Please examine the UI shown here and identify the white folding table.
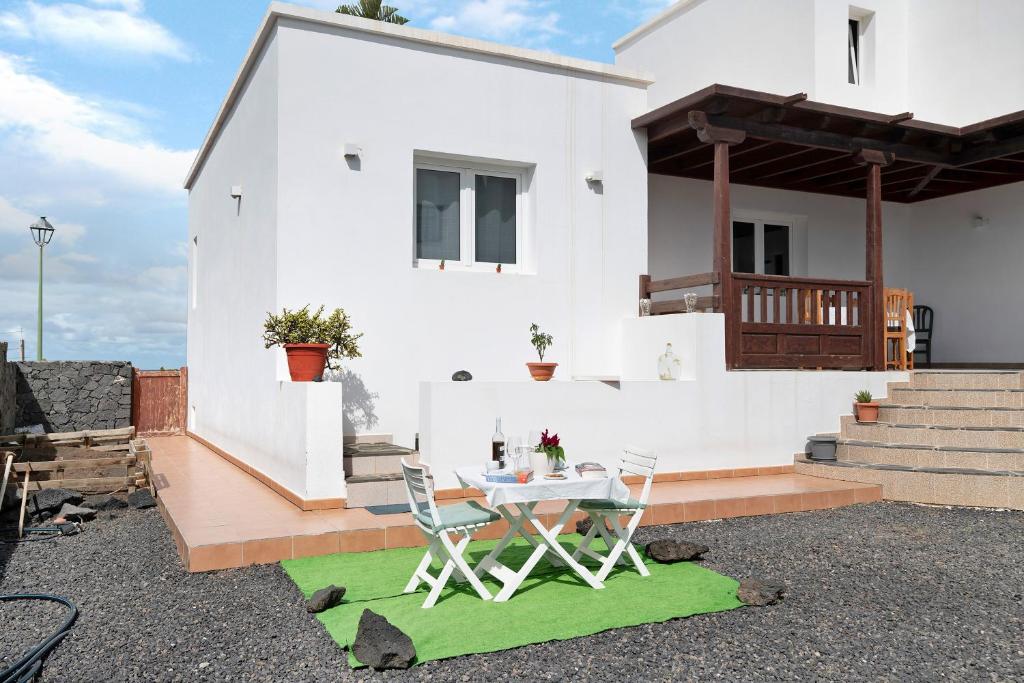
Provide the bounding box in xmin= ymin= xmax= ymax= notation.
xmin=455 ymin=465 xmax=632 ymax=602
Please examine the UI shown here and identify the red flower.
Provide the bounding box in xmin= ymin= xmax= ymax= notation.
xmin=539 ymin=429 xmax=560 ymax=448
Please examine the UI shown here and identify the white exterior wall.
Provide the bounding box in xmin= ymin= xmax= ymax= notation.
xmin=648 ymin=175 xmax=913 ymax=285
xmin=421 ymin=313 xmax=906 ymax=489
xmin=614 ymin=0 xmax=816 ymax=111
xmin=273 ymin=19 xmax=648 ymax=448
xmin=187 ymin=30 xmax=345 ymax=500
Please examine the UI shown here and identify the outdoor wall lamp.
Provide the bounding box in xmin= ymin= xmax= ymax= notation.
xmin=230 ymin=185 xmax=243 ymax=198
xmin=29 ymin=216 xmax=54 ymax=361
xmin=585 ymin=170 xmax=604 ymax=183
xmin=344 ymin=143 xmax=362 ymax=158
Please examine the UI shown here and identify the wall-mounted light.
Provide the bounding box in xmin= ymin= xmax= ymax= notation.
xmin=344 ymin=143 xmax=362 ymax=158
xmin=585 ymin=170 xmax=603 ymax=183
xmin=230 ymin=185 xmax=243 ymax=199
xmin=971 ymin=214 xmax=989 ymax=231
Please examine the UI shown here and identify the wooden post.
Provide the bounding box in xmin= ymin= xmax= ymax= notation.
xmin=690 ymin=111 xmax=746 ymax=369
xmin=855 ymin=149 xmax=894 ymax=372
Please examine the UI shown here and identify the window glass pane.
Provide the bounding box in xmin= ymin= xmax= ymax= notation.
xmin=764 ymin=223 xmax=790 ymax=275
xmin=732 ymin=221 xmax=755 ymax=273
xmin=475 ymin=175 xmax=517 ymax=264
xmin=416 ymin=169 xmax=460 ymax=260
xmin=848 ymin=19 xmax=860 ymax=85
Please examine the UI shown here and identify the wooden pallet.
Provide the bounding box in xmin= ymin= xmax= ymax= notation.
xmin=3 ymin=431 xmax=152 ymax=495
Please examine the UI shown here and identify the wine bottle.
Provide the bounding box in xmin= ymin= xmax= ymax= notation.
xmin=492 ymin=418 xmax=505 ymax=468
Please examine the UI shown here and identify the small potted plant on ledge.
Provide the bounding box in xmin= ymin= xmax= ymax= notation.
xmin=854 ymin=389 xmax=879 ymax=423
xmin=537 ymin=429 xmax=566 ymax=472
xmin=527 ymin=323 xmax=557 ymax=381
xmin=263 ymin=305 xmax=362 ymax=382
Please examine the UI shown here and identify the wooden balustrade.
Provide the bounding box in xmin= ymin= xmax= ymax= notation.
xmin=638 ymin=271 xmax=720 ymax=315
xmin=728 ymin=273 xmax=874 ymax=369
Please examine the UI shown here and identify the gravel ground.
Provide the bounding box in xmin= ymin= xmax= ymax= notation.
xmin=1 ymin=502 xmax=1022 ymax=682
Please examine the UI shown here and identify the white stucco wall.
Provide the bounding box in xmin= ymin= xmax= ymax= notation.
xmin=272 ymin=19 xmax=649 ymax=449
xmin=899 ymin=183 xmax=1024 ymax=364
xmin=618 ymin=0 xmax=1024 ymax=127
xmin=421 ymin=313 xmax=906 ymax=489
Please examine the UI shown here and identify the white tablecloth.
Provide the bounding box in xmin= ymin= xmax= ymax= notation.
xmin=827 ymin=307 xmax=916 ymax=353
xmin=456 ymin=465 xmax=631 ymax=508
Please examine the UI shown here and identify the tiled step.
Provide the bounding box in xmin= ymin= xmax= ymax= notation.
xmin=908 ymin=371 xmax=1024 ymax=390
xmin=835 ymin=441 xmax=1024 ymax=471
xmin=888 ymin=387 xmax=1024 ymax=409
xmin=343 ymin=442 xmax=418 ymax=478
xmin=345 ymin=472 xmax=407 ymax=508
xmin=842 ymin=419 xmax=1024 ymax=449
xmin=795 ymin=456 xmax=1024 ymax=510
xmin=878 ymin=404 xmax=1024 ymax=428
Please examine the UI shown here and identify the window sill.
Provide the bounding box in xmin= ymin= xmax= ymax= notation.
xmin=414 ymin=261 xmax=527 ymax=275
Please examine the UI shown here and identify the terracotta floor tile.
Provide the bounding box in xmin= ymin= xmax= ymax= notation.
xmin=826 ymin=488 xmax=857 ymax=508
xmin=745 ymin=496 xmax=775 ymax=516
xmin=242 ymin=537 xmax=293 ymax=565
xmin=683 ymin=500 xmax=716 ymax=522
xmin=772 ymin=493 xmax=805 ymax=514
xmin=188 ymin=543 xmax=243 ymax=572
xmin=653 ymin=502 xmax=684 ymax=525
xmin=338 ymin=528 xmax=385 ymax=553
xmin=715 ymin=497 xmax=747 ymax=519
xmin=386 ymin=525 xmax=426 ymax=549
xmin=292 ymin=532 xmax=341 ymax=559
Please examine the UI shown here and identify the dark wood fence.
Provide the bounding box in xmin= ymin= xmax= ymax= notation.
xmin=639 ymin=272 xmax=875 ymax=370
xmin=131 ymin=367 xmax=187 ymax=436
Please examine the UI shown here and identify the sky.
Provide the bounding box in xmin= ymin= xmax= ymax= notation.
xmin=0 ymin=0 xmax=672 ymax=369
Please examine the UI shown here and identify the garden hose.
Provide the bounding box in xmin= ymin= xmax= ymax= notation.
xmin=0 ymin=594 xmax=78 ymax=683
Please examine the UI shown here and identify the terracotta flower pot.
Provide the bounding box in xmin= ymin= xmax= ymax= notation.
xmin=284 ymin=343 xmax=329 ymax=382
xmin=526 ymin=362 xmax=558 ymax=381
xmin=855 ymin=401 xmax=880 ymax=423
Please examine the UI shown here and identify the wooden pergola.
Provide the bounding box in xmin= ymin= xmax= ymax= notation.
xmin=634 ymin=84 xmax=1024 ymax=371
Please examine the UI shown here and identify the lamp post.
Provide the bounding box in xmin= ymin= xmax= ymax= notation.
xmin=29 ymin=217 xmax=54 ymax=361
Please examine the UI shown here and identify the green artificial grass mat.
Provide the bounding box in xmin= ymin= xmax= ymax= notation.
xmin=283 ymin=534 xmax=743 ymax=668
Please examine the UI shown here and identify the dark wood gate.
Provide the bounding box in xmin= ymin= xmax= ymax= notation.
xmin=131 ymin=367 xmax=187 ymax=436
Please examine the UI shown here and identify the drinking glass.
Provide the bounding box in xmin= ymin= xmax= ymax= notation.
xmin=505 ymin=436 xmax=523 ymax=471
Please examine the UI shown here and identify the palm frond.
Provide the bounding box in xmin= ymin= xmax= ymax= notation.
xmin=336 ymin=0 xmax=409 ymax=24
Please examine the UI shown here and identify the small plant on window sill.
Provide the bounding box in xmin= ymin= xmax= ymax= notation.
xmin=263 ymin=305 xmax=362 ymax=382
xmin=496 ymin=263 xmax=502 ymax=273
xmin=439 ymin=258 xmax=445 ymax=271
xmin=526 ymin=323 xmax=557 ymax=381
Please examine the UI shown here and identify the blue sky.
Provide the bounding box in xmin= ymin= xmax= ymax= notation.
xmin=0 ymin=0 xmax=670 ymax=369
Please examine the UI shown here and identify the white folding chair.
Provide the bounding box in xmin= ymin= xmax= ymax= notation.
xmin=572 ymin=446 xmax=657 ymax=582
xmin=400 ymin=459 xmax=501 ymax=608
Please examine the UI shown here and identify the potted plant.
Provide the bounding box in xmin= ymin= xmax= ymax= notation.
xmin=536 ymin=429 xmax=565 ymax=472
xmin=439 ymin=258 xmax=446 ymax=271
xmin=854 ymin=389 xmax=879 ymax=423
xmin=263 ymin=305 xmax=362 ymax=382
xmin=526 ymin=323 xmax=557 ymax=381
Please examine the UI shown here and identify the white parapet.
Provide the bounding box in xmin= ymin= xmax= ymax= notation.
xmin=419 ymin=313 xmax=907 ymax=489
xmin=195 ymin=379 xmax=345 ymax=502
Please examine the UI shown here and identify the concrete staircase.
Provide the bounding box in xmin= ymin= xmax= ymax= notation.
xmin=796 ymin=371 xmax=1024 ymax=510
xmin=343 ymin=440 xmax=418 ymax=508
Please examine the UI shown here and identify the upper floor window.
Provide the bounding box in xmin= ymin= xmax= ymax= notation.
xmin=415 ymin=159 xmax=523 ymax=271
xmin=848 ymin=18 xmax=861 ymax=85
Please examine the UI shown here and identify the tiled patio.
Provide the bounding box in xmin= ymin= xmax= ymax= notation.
xmin=150 ymin=435 xmax=882 ymax=572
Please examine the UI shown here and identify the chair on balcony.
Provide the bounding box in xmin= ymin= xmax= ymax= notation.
xmin=884 ymin=288 xmax=914 ymax=371
xmin=913 ymin=305 xmax=934 ymax=368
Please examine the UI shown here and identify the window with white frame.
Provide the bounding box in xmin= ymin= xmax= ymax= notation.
xmin=732 ymin=219 xmax=792 ymax=276
xmin=415 ymin=160 xmax=523 ymax=270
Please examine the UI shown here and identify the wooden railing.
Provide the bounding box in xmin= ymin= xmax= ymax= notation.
xmin=639 ymin=271 xmax=720 ymax=315
xmin=728 ymin=274 xmax=874 ymax=369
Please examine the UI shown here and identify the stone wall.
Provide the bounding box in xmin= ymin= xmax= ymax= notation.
xmin=0 ymin=343 xmax=15 ymax=433
xmin=15 ymin=361 xmax=133 ymax=432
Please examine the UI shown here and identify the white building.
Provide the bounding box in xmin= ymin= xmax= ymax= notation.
xmin=185 ymin=1 xmax=1024 ymax=507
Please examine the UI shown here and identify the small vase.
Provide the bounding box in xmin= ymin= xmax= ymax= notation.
xmin=683 ymin=292 xmax=698 ymax=313
xmin=639 ymin=298 xmax=652 ymax=317
xmin=657 ymin=343 xmax=681 ymax=381
xmin=529 ymin=450 xmax=549 ymax=476
xmin=548 ymin=456 xmax=566 ymax=472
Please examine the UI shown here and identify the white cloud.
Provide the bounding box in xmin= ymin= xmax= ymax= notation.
xmin=0 ymin=1 xmax=190 ymax=61
xmin=429 ymin=0 xmax=562 ymax=44
xmin=0 ymin=53 xmax=194 ymax=195
xmin=0 ymin=195 xmax=86 ymax=243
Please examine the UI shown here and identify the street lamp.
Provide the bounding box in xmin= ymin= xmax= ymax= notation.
xmin=29 ymin=217 xmax=54 ymax=361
